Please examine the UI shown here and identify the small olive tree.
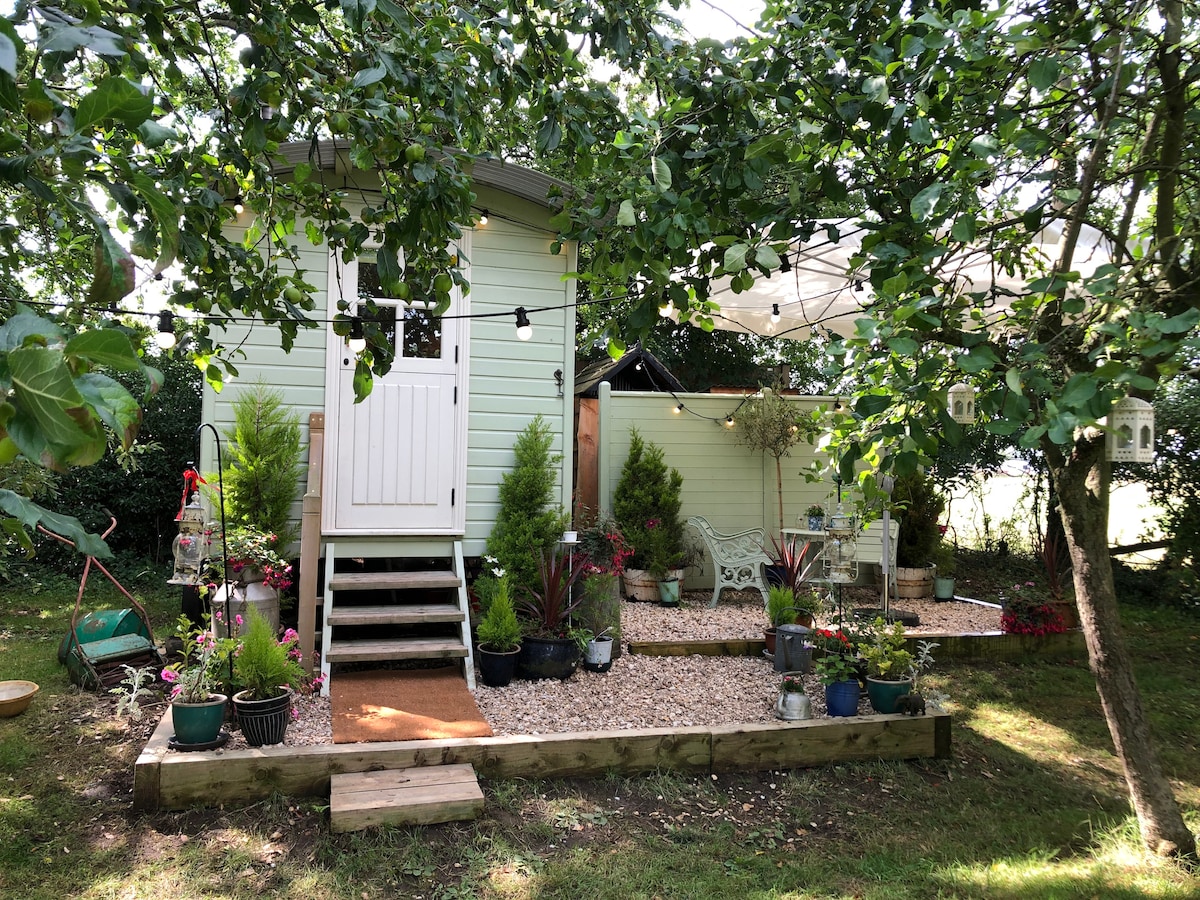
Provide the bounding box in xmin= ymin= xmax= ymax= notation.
xmin=734 ymin=385 xmax=808 ymax=535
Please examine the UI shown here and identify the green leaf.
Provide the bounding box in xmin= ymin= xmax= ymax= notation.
xmin=616 ymin=199 xmax=636 ymax=227
xmin=754 ymin=245 xmax=781 ymax=270
xmin=40 ymin=24 xmax=126 ymax=58
xmin=5 ymin=346 xmax=106 ymax=469
xmin=74 ymin=372 xmax=141 ymax=448
xmin=537 ymin=117 xmax=562 ymax=153
xmin=957 ymin=345 xmax=1000 ymax=373
xmin=75 ymin=77 xmax=153 ymax=132
xmin=64 ymin=329 xmax=141 ymax=371
xmin=863 ymin=75 xmax=889 ymax=104
xmin=651 ymin=156 xmax=672 ymax=191
xmin=1058 ymin=374 xmax=1097 ymax=408
xmin=882 ymin=273 xmax=908 ymax=296
xmin=908 ymin=118 xmax=933 ymax=145
xmin=968 ymin=134 xmax=999 ymax=158
xmin=1029 ymin=58 xmax=1060 ymax=92
xmin=0 ymin=33 xmax=16 ymax=80
xmin=353 ymin=64 xmax=386 ymax=88
xmin=723 ymin=243 xmax=749 ymax=271
xmin=86 ymin=226 xmax=135 ymax=305
xmin=1005 ymin=368 xmax=1023 ymax=395
xmin=950 ymin=215 xmax=976 ymax=242
xmin=136 ymin=120 xmax=177 ymax=148
xmin=910 ymin=183 xmax=943 ymax=222
xmin=129 ymin=172 xmax=180 ymax=274
xmin=0 ymin=490 xmax=111 ymax=558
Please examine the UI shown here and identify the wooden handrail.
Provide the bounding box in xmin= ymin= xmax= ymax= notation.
xmin=298 ymin=413 xmax=325 ymax=674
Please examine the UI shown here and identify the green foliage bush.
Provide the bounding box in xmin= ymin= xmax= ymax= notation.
xmin=485 ymin=415 xmax=569 ymax=593
xmin=219 ymin=383 xmax=303 ymax=549
xmin=232 ymin=606 xmax=307 ymax=701
xmin=892 ymin=471 xmax=946 ymax=568
xmin=475 ymin=577 xmax=522 ymax=652
xmin=612 ymin=430 xmax=686 ymax=573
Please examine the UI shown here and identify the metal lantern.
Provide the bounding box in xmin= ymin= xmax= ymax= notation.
xmin=948 ymin=382 xmax=976 ymax=424
xmin=169 ymin=490 xmax=207 ymax=585
xmin=823 ymin=511 xmax=859 ymax=584
xmin=1106 ymin=396 xmax=1155 ymax=463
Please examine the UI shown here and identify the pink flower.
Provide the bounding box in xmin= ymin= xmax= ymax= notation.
xmin=161 ymin=668 xmax=178 ymax=683
xmin=235 ymin=614 xmax=243 ymax=627
xmin=283 ymin=628 xmax=299 ymax=643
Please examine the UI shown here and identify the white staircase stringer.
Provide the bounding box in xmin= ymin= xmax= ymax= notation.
xmin=453 ymin=540 xmax=476 ymax=690
xmin=320 ymin=540 xmax=336 ymax=697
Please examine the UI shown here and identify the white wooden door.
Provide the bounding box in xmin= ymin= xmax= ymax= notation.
xmin=326 ymin=254 xmax=468 ymax=534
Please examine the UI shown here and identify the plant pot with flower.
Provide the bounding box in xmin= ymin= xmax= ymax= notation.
xmin=575 ymin=510 xmax=631 ymax=660
xmin=804 ymin=504 xmax=826 ymax=532
xmin=612 ymin=430 xmax=688 ymax=602
xmin=775 ymin=672 xmax=813 ymax=720
xmin=860 ymin=617 xmax=915 ymax=713
xmin=813 ymin=636 xmax=862 ymax=717
xmin=475 ymin=574 xmax=523 ymax=687
xmin=161 ymin=614 xmax=235 ymax=749
xmin=231 ymin=607 xmax=312 ymax=746
xmin=516 ymin=547 xmax=588 ymax=680
xmin=209 ymin=525 xmax=294 ymax=632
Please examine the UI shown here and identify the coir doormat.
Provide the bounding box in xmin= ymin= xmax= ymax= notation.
xmin=331 ymin=668 xmax=494 ymax=744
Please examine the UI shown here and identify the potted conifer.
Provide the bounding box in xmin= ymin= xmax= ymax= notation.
xmin=613 ymin=429 xmax=687 ymax=601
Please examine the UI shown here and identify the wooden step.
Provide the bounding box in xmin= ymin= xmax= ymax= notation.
xmin=330 ymin=764 xmax=484 ymax=833
xmin=329 ymin=571 xmax=461 ymax=592
xmin=325 ymin=603 xmax=465 ymax=627
xmin=323 ymin=636 xmax=468 ymax=663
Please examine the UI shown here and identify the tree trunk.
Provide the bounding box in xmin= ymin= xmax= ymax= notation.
xmin=1049 ymin=436 xmax=1196 ymax=858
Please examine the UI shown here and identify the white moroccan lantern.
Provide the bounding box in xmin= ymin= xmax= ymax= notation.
xmin=1106 ymin=396 xmax=1155 ymax=463
xmin=948 ymin=382 xmax=976 ymax=424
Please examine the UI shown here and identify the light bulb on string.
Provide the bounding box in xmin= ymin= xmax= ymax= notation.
xmin=779 ymin=253 xmax=791 ymax=273
xmin=770 ymin=303 xmax=781 ymax=324
xmin=348 ymin=316 xmax=367 ymax=353
xmin=673 ymin=403 xmax=684 ymax=414
xmin=155 ymin=310 xmax=177 ymax=349
xmin=659 ymin=299 xmax=675 ymax=318
xmin=515 ymin=307 xmax=533 ymax=341
xmin=478 ymin=209 xmax=489 ymax=225
xmin=725 ymin=416 xmax=734 ymax=427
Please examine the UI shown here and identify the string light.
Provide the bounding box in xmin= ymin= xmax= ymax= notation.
xmin=348 ymin=316 xmax=366 ymax=353
xmin=155 ymin=310 xmax=177 ymax=349
xmin=232 ymin=196 xmax=244 ymax=215
xmin=770 ymin=303 xmax=781 ymax=324
xmin=673 ymin=403 xmax=684 ymax=414
xmin=779 ymin=253 xmax=791 ymax=273
xmin=515 ymin=307 xmax=533 ymax=341
xmin=478 ymin=209 xmax=489 ymax=225
xmin=725 ymin=415 xmax=735 ymax=427
xmin=658 ymin=299 xmax=675 ymax=318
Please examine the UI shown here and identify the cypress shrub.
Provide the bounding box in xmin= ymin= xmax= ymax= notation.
xmin=612 ymin=429 xmax=686 ymax=574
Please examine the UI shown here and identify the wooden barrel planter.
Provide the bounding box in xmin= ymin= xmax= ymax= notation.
xmin=895 ymin=565 xmax=934 ymax=600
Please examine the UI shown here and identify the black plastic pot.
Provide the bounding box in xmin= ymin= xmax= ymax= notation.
xmin=477 ymin=644 xmax=521 ymax=687
xmin=518 ymin=636 xmax=580 ymax=680
xmin=232 ymin=689 xmax=291 ymax=746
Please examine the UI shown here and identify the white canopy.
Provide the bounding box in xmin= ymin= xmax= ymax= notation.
xmin=689 ymin=217 xmax=1115 ymax=340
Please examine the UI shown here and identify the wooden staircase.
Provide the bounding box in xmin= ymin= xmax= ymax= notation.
xmin=318 ymin=540 xmax=475 ymax=693
xmin=330 ymin=764 xmax=484 ymax=832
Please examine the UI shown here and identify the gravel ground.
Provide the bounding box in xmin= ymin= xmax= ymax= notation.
xmin=212 ymin=590 xmax=996 ymax=750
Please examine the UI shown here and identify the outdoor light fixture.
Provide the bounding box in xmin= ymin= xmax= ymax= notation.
xmin=673 ymin=402 xmax=684 ymax=414
xmin=478 ymin=209 xmax=489 ymax=225
xmin=155 ymin=311 xmax=177 ymax=349
xmin=771 ymin=303 xmax=781 ymax=324
xmin=659 ymin=299 xmax=675 ymax=318
xmin=515 ymin=307 xmax=533 ymax=341
xmin=779 ymin=253 xmax=791 ymax=273
xmin=725 ymin=415 xmax=734 ymax=427
xmin=348 ymin=316 xmax=366 ymax=353
xmin=232 ymin=195 xmax=244 ymax=215
xmin=948 ymin=382 xmax=976 ymax=424
xmin=854 ymin=280 xmax=865 ymax=292
xmin=1106 ymin=396 xmax=1155 ymax=463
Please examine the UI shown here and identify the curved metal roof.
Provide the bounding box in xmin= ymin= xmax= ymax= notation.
xmin=272 ymin=140 xmax=574 ymax=210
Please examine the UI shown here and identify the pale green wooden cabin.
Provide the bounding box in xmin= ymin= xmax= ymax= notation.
xmin=201 ymin=143 xmax=577 ymax=690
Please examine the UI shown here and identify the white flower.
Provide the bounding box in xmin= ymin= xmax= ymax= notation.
xmin=492 ymin=566 xmax=506 ymax=578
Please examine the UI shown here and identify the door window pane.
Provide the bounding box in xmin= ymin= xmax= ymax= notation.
xmin=402 ymin=306 xmax=441 ymax=359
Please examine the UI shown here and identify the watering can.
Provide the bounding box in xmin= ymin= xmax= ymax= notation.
xmin=774 ymin=623 xmax=812 ymax=673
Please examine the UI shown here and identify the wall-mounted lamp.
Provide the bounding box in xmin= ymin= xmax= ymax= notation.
xmin=515 ymin=307 xmax=533 ymax=341
xmin=554 ymin=368 xmax=564 ymax=397
xmin=155 ymin=311 xmax=177 ymax=349
xmin=348 ymin=316 xmax=366 ymax=353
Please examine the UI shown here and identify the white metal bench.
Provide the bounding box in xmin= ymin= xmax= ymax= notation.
xmin=687 ymin=516 xmax=772 ymax=608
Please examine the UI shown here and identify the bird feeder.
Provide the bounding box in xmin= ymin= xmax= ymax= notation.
xmin=948 ymin=382 xmax=976 ymax=424
xmin=1106 ymin=396 xmax=1155 ymax=463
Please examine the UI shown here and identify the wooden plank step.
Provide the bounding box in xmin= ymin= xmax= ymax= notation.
xmin=329 ymin=571 xmax=460 ymax=592
xmin=323 ymin=637 xmax=468 ymax=663
xmin=326 ymin=603 xmax=465 ymax=627
xmin=330 ymin=764 xmax=483 ymax=833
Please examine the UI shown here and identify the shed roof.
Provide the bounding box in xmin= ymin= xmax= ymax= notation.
xmin=271 ymin=141 xmax=577 ymax=210
xmin=574 ymin=345 xmax=684 ymax=398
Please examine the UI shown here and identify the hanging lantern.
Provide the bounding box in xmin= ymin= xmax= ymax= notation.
xmin=948 ymin=382 xmax=976 ymax=424
xmin=169 ymin=470 xmax=208 ymax=585
xmin=1106 ymin=396 xmax=1155 ymax=463
xmin=823 ymin=512 xmax=859 ymax=584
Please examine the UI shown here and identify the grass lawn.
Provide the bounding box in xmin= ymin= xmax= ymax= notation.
xmin=0 ymin=555 xmax=1197 ymax=899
